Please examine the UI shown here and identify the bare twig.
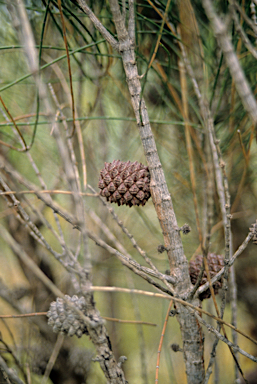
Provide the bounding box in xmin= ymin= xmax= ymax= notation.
xmin=0 ymin=336 xmax=27 ymax=384
xmin=179 ymin=27 xmax=247 ymax=381
xmin=231 ymin=4 xmax=257 ymax=59
xmin=0 ymin=223 xmax=126 ymax=384
xmin=41 ymin=334 xmax=64 ymax=384
xmin=0 ymin=166 xmax=175 ymax=293
xmin=87 ymin=185 xmax=176 ymax=292
xmin=0 ymin=356 xmax=25 ymax=384
xmin=0 ymin=313 xmax=156 ymax=326
xmin=233 ymin=0 xmax=257 ymax=35
xmin=178 ymin=57 xmax=203 ymax=245
xmin=0 ymin=95 xmax=27 ymax=150
xmin=155 ymin=300 xmax=173 ymax=384
xmin=194 ymin=312 xmax=257 ymax=363
xmin=250 ymin=1 xmax=257 ymax=43
xmin=0 ymin=190 xmax=96 ymax=197
xmin=203 ymin=0 xmax=257 ymax=125
xmin=77 ymin=0 xmax=119 ymax=49
xmin=86 ymin=206 xmax=176 ymax=288
xmin=198 ymin=231 xmax=253 ymax=296
xmin=144 ymin=0 xmax=171 ymax=75
xmin=230 ymin=261 xmax=240 ymax=383
xmin=92 ymin=286 xmax=257 ymax=347
xmin=57 ymin=0 xmax=76 ymax=136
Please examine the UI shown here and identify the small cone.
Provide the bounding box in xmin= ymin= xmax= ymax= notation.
xmin=47 ymin=295 xmax=88 ymax=338
xmin=98 ymin=160 xmax=151 ymax=207
xmin=189 ymin=253 xmax=224 ymax=300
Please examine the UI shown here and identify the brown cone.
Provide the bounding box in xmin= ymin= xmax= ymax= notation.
xmin=189 ymin=253 xmax=224 ymax=300
xmin=98 ymin=160 xmax=151 ymax=207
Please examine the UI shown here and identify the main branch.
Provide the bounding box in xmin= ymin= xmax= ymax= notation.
xmin=76 ymin=1 xmax=205 ymax=382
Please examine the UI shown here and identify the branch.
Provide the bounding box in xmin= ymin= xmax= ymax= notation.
xmin=87 ymin=185 xmax=176 ymax=293
xmin=194 ymin=312 xmax=257 ymax=363
xmin=77 ymin=0 xmax=119 ymax=50
xmin=197 ymin=231 xmax=253 ymax=296
xmin=0 ymin=224 xmax=126 ymax=384
xmin=65 ymin=2 xmax=205 ymax=382
xmin=0 ymin=356 xmax=25 ymax=384
xmin=91 ymin=286 xmax=257 ymax=347
xmin=231 ymin=4 xmax=257 ymax=60
xmin=0 ymin=155 xmax=176 ymax=291
xmin=203 ymin=0 xmax=257 ymax=125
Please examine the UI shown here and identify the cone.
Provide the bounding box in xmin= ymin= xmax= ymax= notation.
xmin=47 ymin=295 xmax=88 ymax=338
xmin=189 ymin=253 xmax=224 ymax=300
xmin=98 ymin=160 xmax=151 ymax=207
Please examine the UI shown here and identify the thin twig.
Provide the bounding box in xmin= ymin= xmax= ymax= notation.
xmin=194 ymin=312 xmax=257 ymax=363
xmin=0 ymin=336 xmax=28 ymax=384
xmin=41 ymin=334 xmax=64 ymax=384
xmin=0 ymin=223 xmax=126 ymax=382
xmin=144 ymin=0 xmax=171 ymax=75
xmin=57 ymin=0 xmax=76 ymax=136
xmin=48 ymin=83 xmax=91 ymax=273
xmin=0 ymin=190 xmax=96 ymax=197
xmin=0 ymin=176 xmax=77 ymax=271
xmin=231 ymin=4 xmax=257 ymax=59
xmin=230 ymin=261 xmax=240 ymax=383
xmin=91 ymin=286 xmax=257 ymax=346
xmin=0 ymin=356 xmax=25 ymax=384
xmin=178 ymin=57 xmax=203 ymax=245
xmin=77 ymin=0 xmax=119 ymax=50
xmin=0 ymin=95 xmax=27 ymax=150
xmin=87 ymin=185 xmax=176 ymax=291
xmin=0 ymin=312 xmax=156 ymax=326
xmin=203 ymin=0 xmax=257 ymax=125
xmin=198 ymin=231 xmax=254 ymax=296
xmin=232 ymin=0 xmax=257 ymax=35
xmin=155 ymin=300 xmax=173 ymax=384
xmin=86 ymin=207 xmax=175 ymax=286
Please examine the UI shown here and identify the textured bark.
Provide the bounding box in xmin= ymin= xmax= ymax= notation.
xmin=120 ymin=45 xmax=205 ymax=381
xmin=108 ymin=2 xmax=205 ymax=383
xmin=78 ymin=290 xmax=127 ymax=384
